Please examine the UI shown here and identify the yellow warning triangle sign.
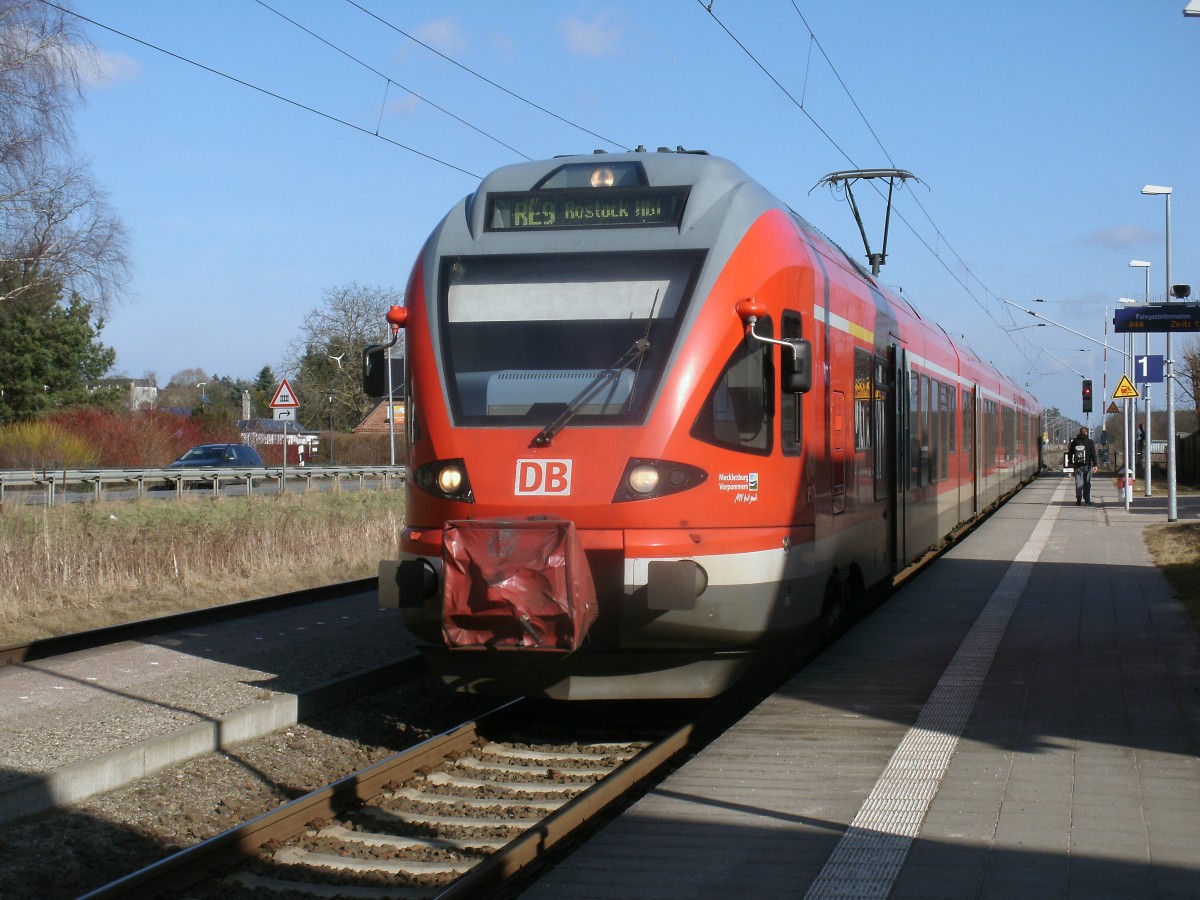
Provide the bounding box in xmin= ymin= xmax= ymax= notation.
xmin=1112 ymin=374 xmax=1139 ymax=400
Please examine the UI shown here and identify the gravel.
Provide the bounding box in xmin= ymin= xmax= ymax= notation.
xmin=0 ymin=675 xmax=491 ymax=899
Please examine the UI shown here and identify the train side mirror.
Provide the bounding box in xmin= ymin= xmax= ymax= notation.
xmin=362 ymin=346 xmax=389 ymax=397
xmin=782 ymin=339 xmax=812 ymax=394
xmin=734 ymin=298 xmax=812 ymax=394
xmin=363 ymin=305 xmax=409 ymax=397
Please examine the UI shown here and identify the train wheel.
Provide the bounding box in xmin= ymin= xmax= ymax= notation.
xmin=818 ymin=579 xmax=847 ymax=645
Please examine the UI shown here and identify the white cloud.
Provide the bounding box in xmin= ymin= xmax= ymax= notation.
xmin=1082 ymin=224 xmax=1158 ymax=251
xmin=80 ymin=48 xmax=140 ymax=91
xmin=561 ymin=13 xmax=620 ymax=57
xmin=386 ymin=92 xmax=422 ymax=117
xmin=413 ymin=17 xmax=467 ymax=56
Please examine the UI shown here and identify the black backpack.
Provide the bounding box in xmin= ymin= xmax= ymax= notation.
xmin=1071 ymin=442 xmax=1087 ymax=467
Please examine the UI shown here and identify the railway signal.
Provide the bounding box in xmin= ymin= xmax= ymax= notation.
xmin=1081 ymin=379 xmax=1093 ymax=413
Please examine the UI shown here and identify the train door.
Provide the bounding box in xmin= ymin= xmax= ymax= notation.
xmin=875 ymin=347 xmax=897 ymax=573
xmin=894 ymin=348 xmax=910 ymax=566
xmin=831 ymin=391 xmax=846 ymax=514
xmin=965 ymin=385 xmax=978 ymax=515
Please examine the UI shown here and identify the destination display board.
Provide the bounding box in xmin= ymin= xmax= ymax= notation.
xmin=486 ymin=187 xmax=689 ymax=231
xmin=1113 ymin=304 xmax=1200 ymax=333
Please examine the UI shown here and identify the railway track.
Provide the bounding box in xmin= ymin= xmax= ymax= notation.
xmin=80 ymin=691 xmax=754 ymax=898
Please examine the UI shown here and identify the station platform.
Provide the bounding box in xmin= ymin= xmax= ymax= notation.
xmin=0 ymin=592 xmax=412 ymax=825
xmin=524 ymin=473 xmax=1200 ymax=898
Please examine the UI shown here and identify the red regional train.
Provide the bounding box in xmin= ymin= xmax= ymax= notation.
xmin=370 ymin=148 xmax=1041 ymax=700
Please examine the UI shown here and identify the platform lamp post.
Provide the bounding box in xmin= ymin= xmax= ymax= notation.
xmin=1130 ymin=260 xmax=1152 ymax=496
xmin=1141 ymin=185 xmax=1176 ymax=522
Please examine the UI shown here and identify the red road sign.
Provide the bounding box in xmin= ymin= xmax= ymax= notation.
xmin=269 ymin=378 xmax=300 ymax=408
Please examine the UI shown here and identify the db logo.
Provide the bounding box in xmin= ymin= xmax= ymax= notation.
xmin=515 ymin=459 xmax=572 ymax=496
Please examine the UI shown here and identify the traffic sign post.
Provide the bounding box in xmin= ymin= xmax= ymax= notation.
xmin=1111 ymin=374 xmax=1139 ymax=401
xmin=1133 ymin=354 xmax=1162 ymax=500
xmin=1134 ymin=355 xmax=1164 ymax=384
xmin=270 ymin=378 xmax=300 ymax=423
xmin=1110 ymin=375 xmax=1139 ymax=511
xmin=270 ymin=380 xmax=301 ymax=484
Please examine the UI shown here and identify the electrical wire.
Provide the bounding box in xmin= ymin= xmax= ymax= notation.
xmin=698 ymin=1 xmax=1044 ymax=376
xmin=251 ymin=0 xmax=532 ymax=160
xmin=344 ymin=0 xmax=629 ymax=152
xmin=41 ymin=0 xmax=484 ymax=179
xmin=783 ymin=5 xmax=1049 ymax=371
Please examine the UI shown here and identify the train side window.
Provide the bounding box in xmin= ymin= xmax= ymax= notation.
xmin=406 ymin=372 xmax=421 ymax=446
xmin=854 ymin=349 xmax=872 ymax=451
xmin=691 ymin=317 xmax=774 ymax=455
xmin=780 ymin=311 xmax=802 ymax=456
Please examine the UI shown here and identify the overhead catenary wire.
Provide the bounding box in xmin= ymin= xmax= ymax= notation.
xmin=698 ymin=1 xmax=1045 ymax=378
xmin=252 ymin=0 xmax=532 ymax=159
xmin=40 ymin=0 xmax=1085 ymax=393
xmin=344 ymin=0 xmax=629 ymax=153
xmin=42 ymin=0 xmax=484 ymax=179
xmin=47 ymin=1 xmax=628 ymax=179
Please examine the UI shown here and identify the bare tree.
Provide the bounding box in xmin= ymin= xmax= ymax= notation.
xmin=1180 ymin=336 xmax=1200 ymax=423
xmin=0 ymin=0 xmax=129 ymax=316
xmin=284 ymin=282 xmax=405 ymax=431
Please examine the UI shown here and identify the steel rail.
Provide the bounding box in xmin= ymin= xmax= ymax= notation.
xmin=77 ymin=685 xmax=757 ymax=899
xmin=436 ymin=679 xmax=760 ymax=898
xmin=77 ymin=703 xmax=519 ymax=899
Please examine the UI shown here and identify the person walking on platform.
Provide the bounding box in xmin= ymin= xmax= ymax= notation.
xmin=1067 ymin=426 xmax=1098 ymax=505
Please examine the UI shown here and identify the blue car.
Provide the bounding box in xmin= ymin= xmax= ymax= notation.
xmin=168 ymin=443 xmax=264 ymax=468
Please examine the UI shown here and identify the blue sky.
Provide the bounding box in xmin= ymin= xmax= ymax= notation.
xmin=70 ymin=0 xmax=1199 ymax=420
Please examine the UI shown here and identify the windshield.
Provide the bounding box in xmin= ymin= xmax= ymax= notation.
xmin=440 ymin=252 xmax=702 ymax=425
xmin=180 ymin=446 xmax=225 ymax=462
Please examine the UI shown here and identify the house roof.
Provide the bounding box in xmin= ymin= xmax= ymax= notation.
xmin=353 ymin=401 xmax=405 ymax=434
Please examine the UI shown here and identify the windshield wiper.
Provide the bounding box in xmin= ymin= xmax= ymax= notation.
xmin=530 ymin=338 xmax=650 ymax=448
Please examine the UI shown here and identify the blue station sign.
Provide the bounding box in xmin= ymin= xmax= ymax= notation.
xmin=1134 ymin=354 xmax=1165 ymax=384
xmin=1113 ymin=304 xmax=1200 ymax=333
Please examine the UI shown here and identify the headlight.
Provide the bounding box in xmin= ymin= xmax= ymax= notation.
xmin=590 ymin=166 xmax=616 ymax=188
xmin=413 ymin=459 xmax=474 ymax=502
xmin=613 ymin=458 xmax=707 ymax=503
xmin=628 ymin=464 xmax=660 ymax=494
xmin=437 ymin=465 xmax=463 ymax=493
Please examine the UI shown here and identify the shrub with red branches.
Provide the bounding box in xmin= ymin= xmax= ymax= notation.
xmin=45 ymin=410 xmax=240 ymax=467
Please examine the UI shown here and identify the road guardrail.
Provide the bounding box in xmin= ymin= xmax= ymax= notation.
xmin=0 ymin=465 xmax=407 ymax=505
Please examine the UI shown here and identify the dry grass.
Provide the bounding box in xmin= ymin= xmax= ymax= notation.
xmin=1143 ymin=522 xmax=1200 ymax=633
xmin=0 ymin=490 xmax=405 ymax=644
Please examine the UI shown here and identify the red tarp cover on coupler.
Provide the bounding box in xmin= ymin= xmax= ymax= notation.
xmin=441 ymin=518 xmax=598 ymax=651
